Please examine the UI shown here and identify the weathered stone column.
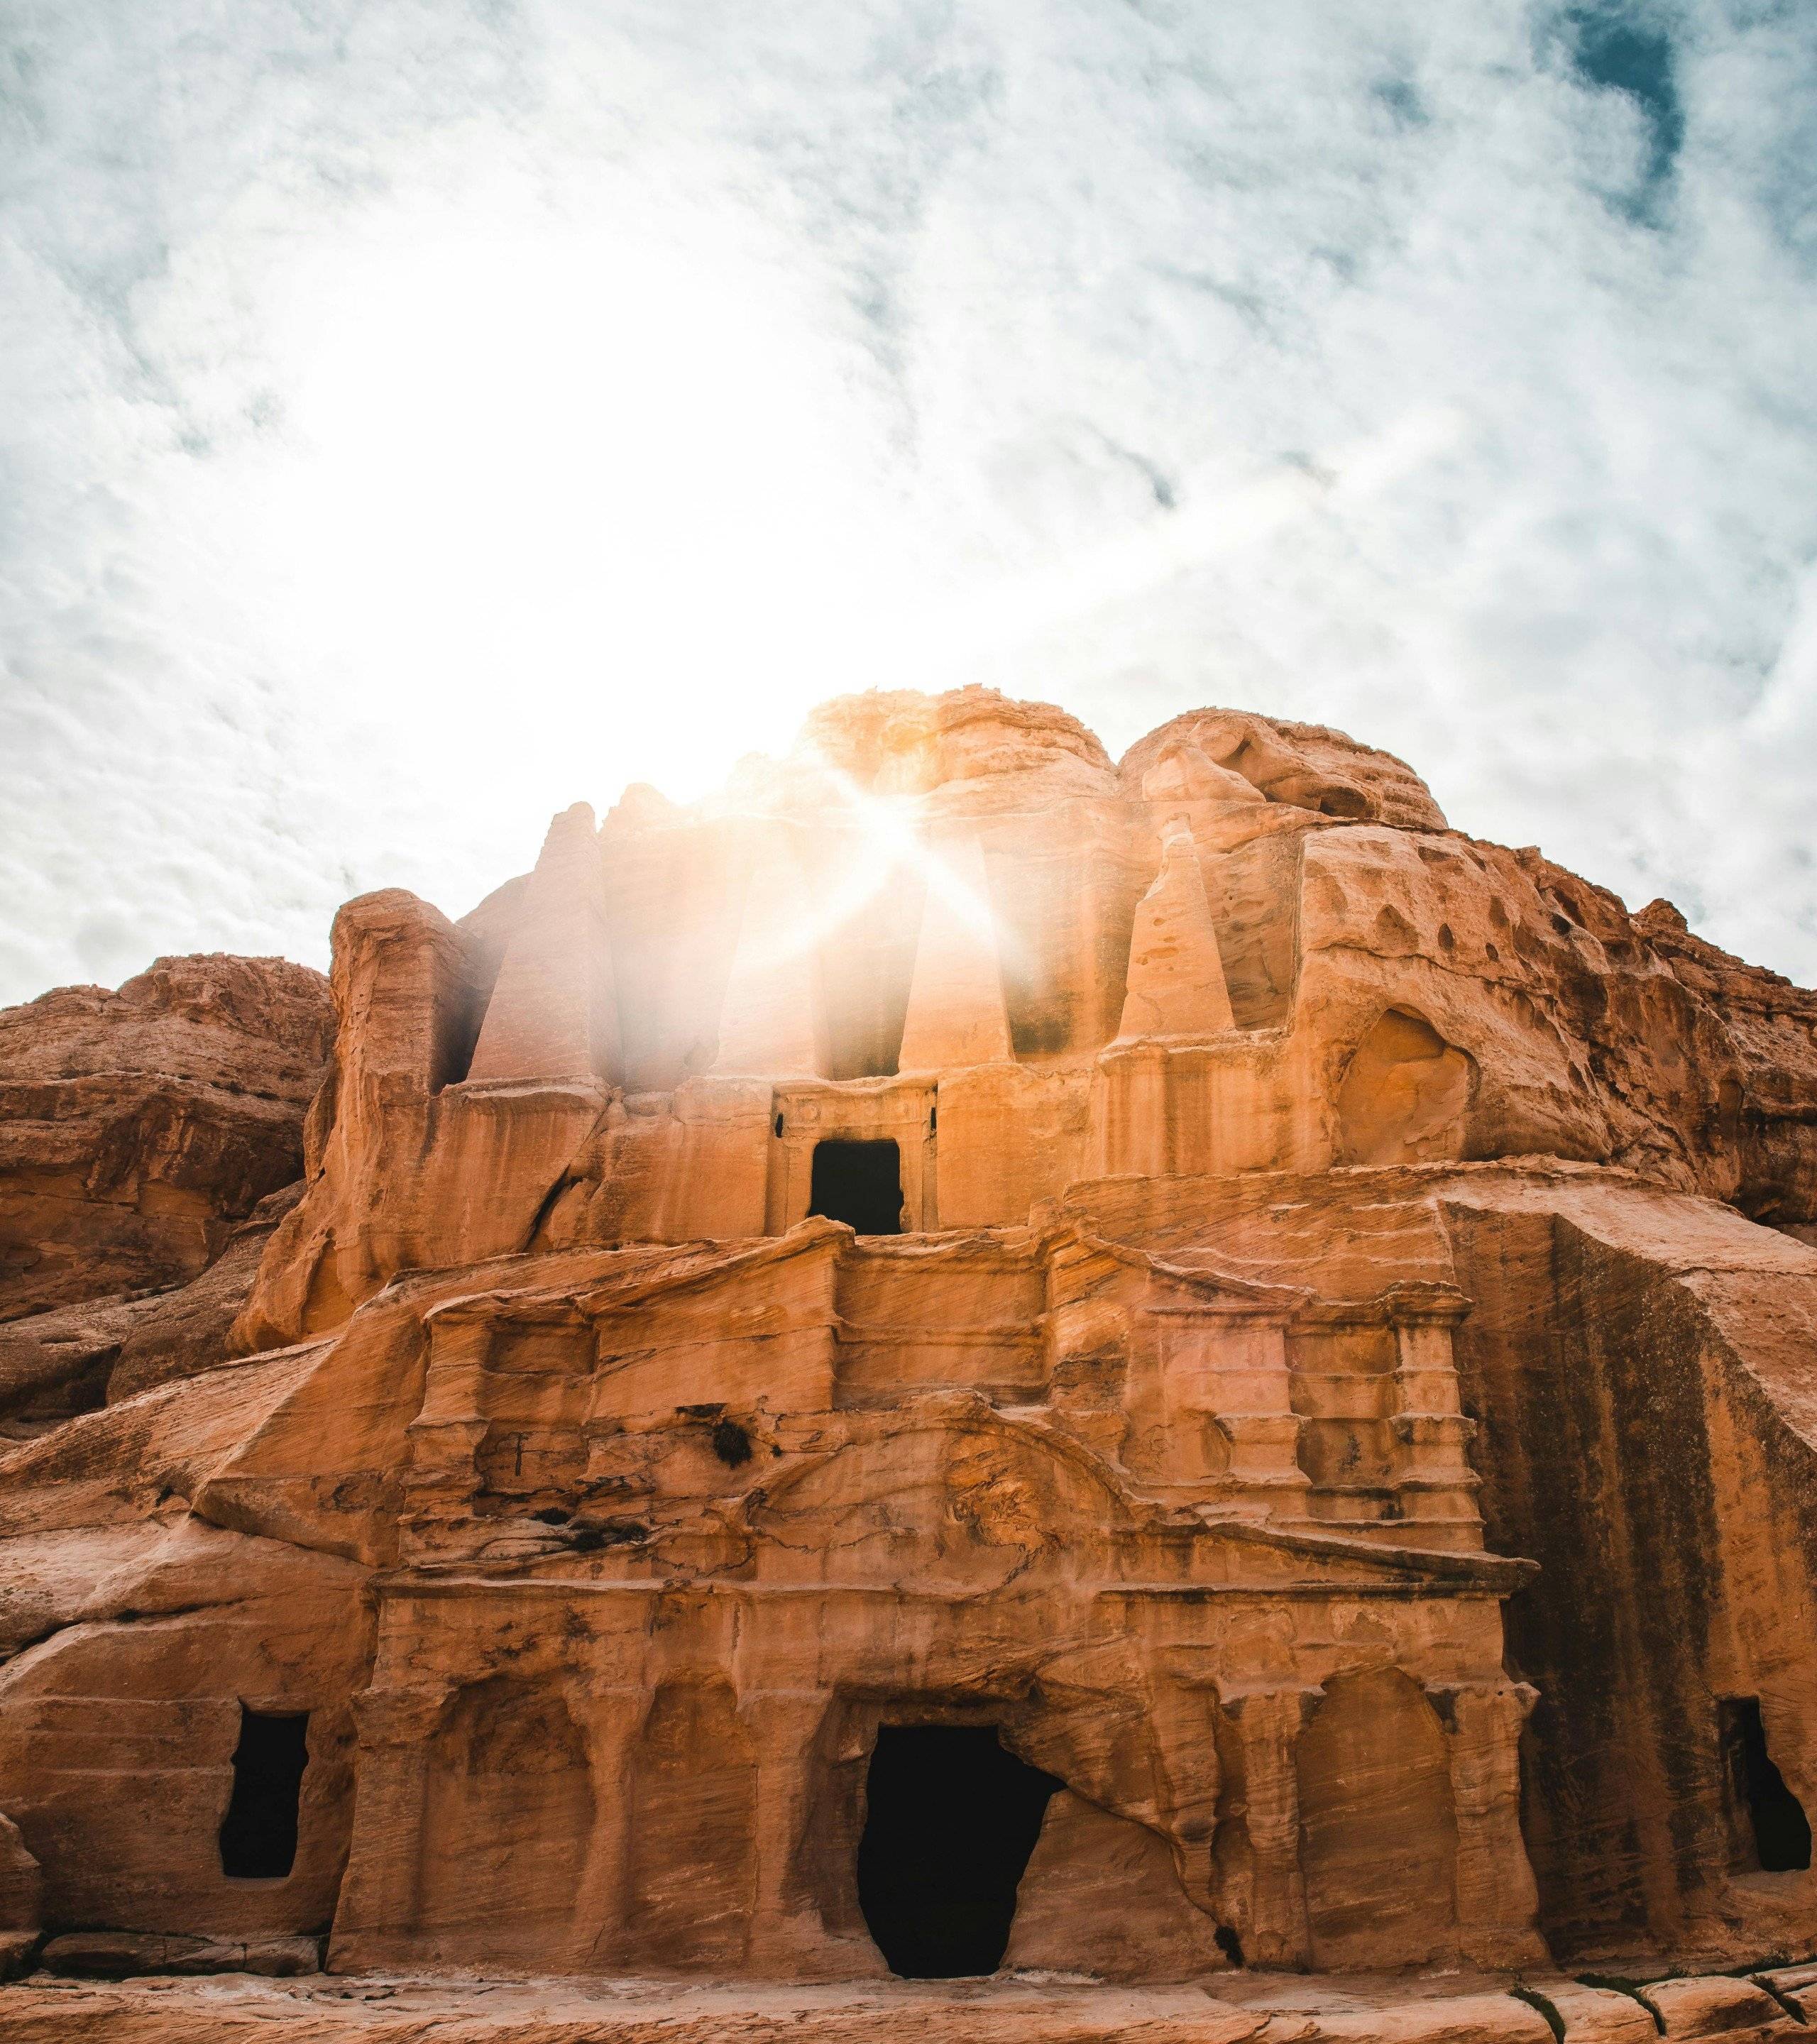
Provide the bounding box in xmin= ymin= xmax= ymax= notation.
xmin=744 ymin=1689 xmax=839 ymax=1973
xmin=468 ymin=801 xmax=619 ymax=1085
xmin=1431 ymin=1681 xmax=1545 ymax=1967
xmin=711 ymin=825 xmax=823 ymax=1079
xmin=1115 ymin=820 xmax=1236 ymax=1040
xmin=1146 ymin=1665 xmax=1226 ymax=1915
xmin=570 ymin=1687 xmax=649 ymax=1971
xmin=1388 ymin=1287 xmax=1482 ymax=1541
xmin=326 ymin=1682 xmax=451 ymax=1965
xmin=1222 ymin=1687 xmax=1314 ymax=1967
xmin=899 ymin=827 xmax=1014 ymax=1071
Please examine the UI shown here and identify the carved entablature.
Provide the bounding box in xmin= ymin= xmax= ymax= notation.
xmin=393 ymin=1219 xmax=1485 ymax=1573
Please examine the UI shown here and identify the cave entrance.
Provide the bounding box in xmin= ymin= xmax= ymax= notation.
xmin=808 ymin=1139 xmax=904 ymax=1236
xmin=856 ymin=1724 xmax=1060 ymax=1978
xmin=219 ymin=1705 xmax=309 ymax=1879
xmin=1721 ymin=1697 xmax=1812 ymax=1873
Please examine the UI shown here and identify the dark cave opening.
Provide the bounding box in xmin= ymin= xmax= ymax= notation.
xmin=1720 ymin=1697 xmax=1812 ymax=1874
xmin=808 ymin=1138 xmax=904 ymax=1236
xmin=219 ymin=1705 xmax=309 ymax=1880
xmin=856 ymin=1724 xmax=1060 ymax=1978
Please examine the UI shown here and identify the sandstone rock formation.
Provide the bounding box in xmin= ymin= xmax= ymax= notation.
xmin=0 ymin=955 xmax=333 ymax=1432
xmin=6 ymin=686 xmax=1817 ymax=2031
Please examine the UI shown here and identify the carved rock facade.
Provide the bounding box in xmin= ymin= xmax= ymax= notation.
xmin=6 ymin=687 xmax=1817 ymax=1993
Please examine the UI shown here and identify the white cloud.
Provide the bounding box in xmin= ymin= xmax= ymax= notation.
xmin=2 ymin=0 xmax=1815 ymax=1001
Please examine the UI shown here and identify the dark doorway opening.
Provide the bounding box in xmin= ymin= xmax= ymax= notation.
xmin=219 ymin=1706 xmax=309 ymax=1879
xmin=809 ymin=1139 xmax=904 ymax=1236
xmin=1720 ymin=1698 xmax=1812 ymax=1872
xmin=857 ymin=1724 xmax=1060 ymax=1977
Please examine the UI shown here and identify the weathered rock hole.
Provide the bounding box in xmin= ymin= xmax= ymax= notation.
xmin=219 ymin=1705 xmax=308 ymax=1880
xmin=1316 ymin=786 xmax=1370 ymax=820
xmin=1721 ymin=1697 xmax=1811 ymax=1872
xmin=808 ymin=1139 xmax=904 ymax=1236
xmin=710 ymin=1417 xmax=753 ymax=1466
xmin=570 ymin=1519 xmax=649 ymax=1551
xmin=856 ymin=1725 xmax=1059 ymax=1978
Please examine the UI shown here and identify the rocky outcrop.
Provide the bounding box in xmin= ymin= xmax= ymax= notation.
xmin=0 ymin=955 xmax=333 ymax=1323
xmin=0 ymin=1184 xmax=304 ymax=1434
xmin=795 ymin=684 xmax=1116 ymax=799
xmin=1121 ymin=706 xmax=1450 ymax=829
xmin=1635 ymin=898 xmax=1817 ymax=1236
xmin=230 ymin=890 xmax=601 ymax=1351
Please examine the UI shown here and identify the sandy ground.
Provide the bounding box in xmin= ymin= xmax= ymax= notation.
xmin=0 ymin=1967 xmax=1633 ymax=2044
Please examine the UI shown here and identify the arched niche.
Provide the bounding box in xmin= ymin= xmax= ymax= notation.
xmin=1296 ymin=1669 xmax=1459 ymax=1968
xmin=418 ymin=1676 xmax=593 ymax=1966
xmin=1334 ymin=1009 xmax=1473 ymax=1166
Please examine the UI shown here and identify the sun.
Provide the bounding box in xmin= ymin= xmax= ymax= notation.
xmin=233 ymin=175 xmax=916 ymax=806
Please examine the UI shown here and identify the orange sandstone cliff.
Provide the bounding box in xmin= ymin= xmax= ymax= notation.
xmin=6 ymin=688 xmax=1817 ymax=2039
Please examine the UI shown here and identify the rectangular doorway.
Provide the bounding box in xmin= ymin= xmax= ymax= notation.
xmin=808 ymin=1139 xmax=904 ymax=1235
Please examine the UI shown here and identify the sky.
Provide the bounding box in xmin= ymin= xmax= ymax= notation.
xmin=2 ymin=0 xmax=1816 ymax=1004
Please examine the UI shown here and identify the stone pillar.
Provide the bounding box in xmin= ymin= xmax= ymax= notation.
xmin=468 ymin=802 xmax=620 ymax=1084
xmin=1430 ymin=1682 xmax=1545 ymax=1967
xmin=1116 ymin=820 xmax=1236 ymax=1040
xmin=327 ymin=1683 xmax=451 ymax=1965
xmin=0 ymin=1812 xmax=41 ymax=1943
xmin=713 ymin=828 xmax=823 ymax=1079
xmin=1223 ymin=1688 xmax=1313 ymax=1967
xmin=745 ymin=1690 xmax=837 ymax=1972
xmin=898 ymin=828 xmax=1014 ymax=1071
xmin=1146 ymin=1667 xmax=1225 ymax=1914
xmin=570 ymin=1688 xmax=649 ymax=1970
xmin=1388 ymin=1291 xmax=1482 ymax=1542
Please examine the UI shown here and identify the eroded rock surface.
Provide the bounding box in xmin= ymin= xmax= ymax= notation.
xmin=5 ymin=687 xmax=1817 ymax=2026
xmin=0 ymin=953 xmax=331 ymax=1317
xmin=0 ymin=955 xmax=330 ymax=1430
